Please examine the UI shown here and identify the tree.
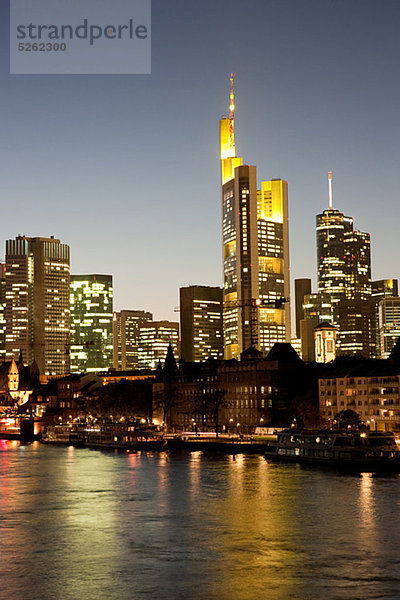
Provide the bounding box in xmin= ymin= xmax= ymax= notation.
xmin=334 ymin=409 xmax=361 ymax=429
xmin=86 ymin=380 xmax=152 ymax=421
xmin=203 ymin=387 xmax=229 ymax=438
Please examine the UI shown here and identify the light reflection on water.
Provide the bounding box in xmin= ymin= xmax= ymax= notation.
xmin=0 ymin=443 xmax=400 ymax=600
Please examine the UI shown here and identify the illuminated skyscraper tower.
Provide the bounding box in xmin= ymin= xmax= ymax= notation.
xmin=70 ymin=275 xmax=113 ymax=373
xmin=220 ymin=75 xmax=290 ymax=359
xmin=314 ymin=173 xmax=372 ymax=356
xmin=5 ymin=236 xmax=70 ymax=375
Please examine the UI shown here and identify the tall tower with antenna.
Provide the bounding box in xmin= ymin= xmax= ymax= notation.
xmin=219 ymin=75 xmax=291 ymax=359
xmin=312 ymin=172 xmax=372 ymax=356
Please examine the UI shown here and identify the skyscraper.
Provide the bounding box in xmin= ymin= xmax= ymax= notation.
xmin=220 ymin=75 xmax=290 ymax=359
xmin=113 ymin=309 xmax=153 ymax=370
xmin=314 ymin=173 xmax=372 ymax=356
xmin=180 ymin=286 xmax=223 ymax=362
xmin=70 ymin=274 xmax=113 ymax=373
xmin=378 ymin=296 xmax=400 ymax=359
xmin=0 ymin=264 xmax=6 ymax=362
xmin=5 ymin=236 xmax=70 ymax=375
xmin=372 ymin=279 xmax=399 ymax=358
xmin=294 ymin=278 xmax=312 ymax=338
xmin=138 ymin=321 xmax=179 ymax=369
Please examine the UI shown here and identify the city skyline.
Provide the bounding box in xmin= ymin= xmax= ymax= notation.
xmin=1 ymin=1 xmax=400 ymax=323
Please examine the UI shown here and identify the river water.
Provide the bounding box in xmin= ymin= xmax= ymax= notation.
xmin=1 ymin=441 xmax=400 ymax=600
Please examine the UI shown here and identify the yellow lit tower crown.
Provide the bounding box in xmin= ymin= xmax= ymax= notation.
xmin=219 ymin=73 xmax=243 ymax=185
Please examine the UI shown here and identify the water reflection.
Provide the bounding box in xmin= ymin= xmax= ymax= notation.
xmin=1 ymin=447 xmax=400 ymax=599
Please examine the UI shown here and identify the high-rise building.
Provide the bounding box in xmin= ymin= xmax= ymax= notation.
xmin=138 ymin=321 xmax=179 ymax=369
xmin=294 ymin=279 xmax=311 ymax=338
xmin=220 ymin=75 xmax=290 ymax=359
xmin=0 ymin=264 xmax=6 ymax=361
xmin=179 ymin=286 xmax=223 ymax=362
xmin=113 ymin=309 xmax=153 ymax=370
xmin=378 ymin=297 xmax=400 ymax=359
xmin=314 ymin=173 xmax=372 ymax=356
xmin=5 ymin=236 xmax=70 ymax=376
xmin=70 ymin=275 xmax=113 ymax=373
xmin=372 ymin=279 xmax=399 ymax=358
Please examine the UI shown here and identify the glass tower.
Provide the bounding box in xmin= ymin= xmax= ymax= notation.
xmin=314 ymin=175 xmax=372 ymax=356
xmin=70 ymin=274 xmax=113 ymax=373
xmin=220 ymin=75 xmax=290 ymax=359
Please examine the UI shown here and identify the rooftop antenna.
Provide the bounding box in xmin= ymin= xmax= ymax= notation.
xmin=229 ymin=72 xmax=235 ymax=147
xmin=328 ymin=171 xmax=333 ymax=209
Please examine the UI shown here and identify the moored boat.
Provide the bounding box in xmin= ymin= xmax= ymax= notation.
xmin=264 ymin=429 xmax=400 ymax=472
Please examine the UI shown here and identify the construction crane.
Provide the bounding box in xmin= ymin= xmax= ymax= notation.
xmin=224 ymin=297 xmax=289 ymax=350
xmin=175 ymin=297 xmax=289 ymax=351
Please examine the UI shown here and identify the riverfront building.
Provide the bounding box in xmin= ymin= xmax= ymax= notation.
xmin=319 ymin=366 xmax=400 ymax=432
xmin=153 ymin=344 xmax=310 ymax=434
xmin=113 ymin=309 xmax=153 ymax=370
xmin=5 ymin=236 xmax=70 ymax=376
xmin=220 ymin=75 xmax=290 ymax=359
xmin=70 ymin=274 xmax=113 ymax=373
xmin=179 ymin=285 xmax=223 ymax=362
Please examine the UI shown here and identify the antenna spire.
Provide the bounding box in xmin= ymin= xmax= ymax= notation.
xmin=229 ymin=72 xmax=235 ymax=118
xmin=229 ymin=73 xmax=235 ymax=147
xmin=328 ymin=171 xmax=333 ymax=209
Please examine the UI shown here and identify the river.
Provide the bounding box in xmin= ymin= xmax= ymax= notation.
xmin=0 ymin=441 xmax=400 ymax=600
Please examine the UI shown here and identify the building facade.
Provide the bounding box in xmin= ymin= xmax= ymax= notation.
xmin=0 ymin=264 xmax=6 ymax=362
xmin=5 ymin=236 xmax=70 ymax=376
xmin=372 ymin=279 xmax=399 ymax=358
xmin=378 ymin=297 xmax=400 ymax=359
xmin=138 ymin=321 xmax=179 ymax=369
xmin=220 ymin=75 xmax=290 ymax=359
xmin=319 ymin=370 xmax=400 ymax=432
xmin=180 ymin=285 xmax=223 ymax=362
xmin=113 ymin=309 xmax=153 ymax=370
xmin=70 ymin=274 xmax=113 ymax=373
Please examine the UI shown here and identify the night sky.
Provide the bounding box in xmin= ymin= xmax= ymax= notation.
xmin=1 ymin=0 xmax=399 ymax=325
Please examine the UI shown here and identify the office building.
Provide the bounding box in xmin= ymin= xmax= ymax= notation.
xmin=312 ymin=173 xmax=372 ymax=356
xmin=378 ymin=297 xmax=400 ymax=359
xmin=5 ymin=236 xmax=70 ymax=376
xmin=70 ymin=275 xmax=113 ymax=373
xmin=295 ymin=279 xmax=311 ymax=338
xmin=113 ymin=309 xmax=153 ymax=370
xmin=0 ymin=264 xmax=6 ymax=361
xmin=220 ymin=75 xmax=290 ymax=359
xmin=180 ymin=286 xmax=223 ymax=362
xmin=372 ymin=279 xmax=399 ymax=358
xmin=138 ymin=320 xmax=179 ymax=369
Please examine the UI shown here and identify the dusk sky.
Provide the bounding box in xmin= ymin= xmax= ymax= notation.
xmin=1 ymin=0 xmax=399 ymax=325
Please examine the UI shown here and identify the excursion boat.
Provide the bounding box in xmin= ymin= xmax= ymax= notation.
xmin=264 ymin=429 xmax=400 ymax=472
xmin=41 ymin=425 xmax=85 ymax=446
xmin=42 ymin=424 xmax=166 ymax=451
xmin=84 ymin=425 xmax=166 ymax=451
